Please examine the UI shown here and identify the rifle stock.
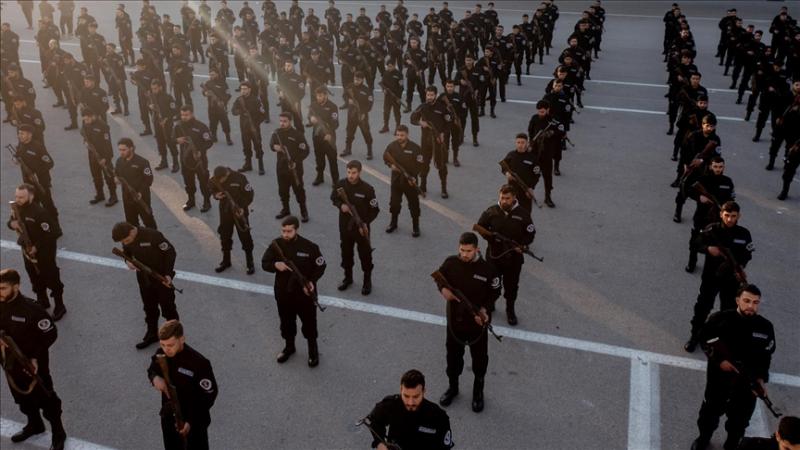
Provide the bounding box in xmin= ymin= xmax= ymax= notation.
xmin=0 ymin=331 xmax=52 ymax=396
xmin=112 ymin=247 xmax=183 ymax=293
xmin=384 ymin=152 xmax=425 ymax=197
xmin=473 ymin=223 xmax=543 ymax=262
xmin=336 ymin=187 xmax=372 ymax=250
xmin=9 ymin=201 xmax=39 ymax=272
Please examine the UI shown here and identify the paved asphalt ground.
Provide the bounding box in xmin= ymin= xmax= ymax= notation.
xmin=0 ymin=1 xmax=798 ymax=449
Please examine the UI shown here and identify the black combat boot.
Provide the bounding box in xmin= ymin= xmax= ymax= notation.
xmin=225 ymin=132 xmax=233 ymax=145
xmin=257 ymin=157 xmax=265 ymax=175
xmin=215 ymin=250 xmax=231 ymax=273
xmin=506 ymin=298 xmax=518 ymax=325
xmin=275 ymin=201 xmax=290 ymax=219
xmin=340 ymin=143 xmax=352 ymax=156
xmin=778 ymin=179 xmax=790 ymax=200
xmin=673 ymin=203 xmax=683 ymax=223
xmin=685 ymin=250 xmax=697 ymax=273
xmin=744 ymin=109 xmax=752 ymax=121
xmin=300 ymin=203 xmax=309 ymax=223
xmin=765 ymin=155 xmax=776 ymax=171
xmin=554 ymin=161 xmax=561 ymax=176
xmin=52 ymin=293 xmax=66 ymax=321
xmin=366 ymin=143 xmax=373 ymax=160
xmin=171 ymin=153 xmax=180 ymax=173
xmin=105 ymin=191 xmax=118 ymax=207
xmin=200 ymin=196 xmax=211 ymax=213
xmin=10 ymin=413 xmax=45 ymax=442
xmin=276 ymin=338 xmax=296 ymax=363
xmin=48 ymin=414 xmax=67 ymax=450
xmin=385 ymin=214 xmax=398 ymax=233
xmin=36 ymin=291 xmax=51 ymax=309
xmin=439 ymin=377 xmax=459 ymax=406
xmin=471 ymin=376 xmax=485 ymax=412
xmin=453 ymin=150 xmax=460 ymax=167
xmin=90 ymin=192 xmax=105 ymax=204
xmin=312 ymin=171 xmax=324 ymax=186
xmin=752 ymin=127 xmax=762 ymax=142
xmin=238 ymin=158 xmax=252 ymax=172
xmin=420 ymin=175 xmax=427 ymax=194
xmin=666 ymin=123 xmax=674 ymax=135
xmin=182 ymin=196 xmax=196 ymax=211
xmin=473 ymin=135 xmax=479 ymax=147
xmin=155 ymin=155 xmax=168 ymax=170
xmin=362 ymin=270 xmax=372 ymax=295
xmin=411 ymin=216 xmax=420 ymax=237
xmin=136 ymin=325 xmax=159 ymax=349
xmin=245 ymin=250 xmax=255 ymax=275
xmin=338 ymin=267 xmax=353 ymax=291
xmin=544 ymin=194 xmax=555 ymax=208
xmin=684 ymin=334 xmax=699 ymax=353
xmin=379 ymin=124 xmax=390 ymax=133
xmin=123 ymin=102 xmax=130 ymax=116
xmin=307 ymin=339 xmax=319 ymax=367
xmin=441 ymin=177 xmax=448 ymax=199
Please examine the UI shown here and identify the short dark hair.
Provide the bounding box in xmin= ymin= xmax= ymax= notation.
xmin=16 ymin=183 xmax=36 ymax=195
xmin=0 ymin=268 xmax=21 ymax=286
xmin=180 ymin=104 xmax=194 ymax=113
xmin=515 ymin=133 xmax=528 ymax=140
xmin=737 ymin=284 xmax=761 ymax=298
xmin=779 ymin=416 xmax=800 ymax=444
xmin=281 ymin=215 xmax=300 ymax=229
xmin=346 ymin=160 xmax=362 ymax=171
xmin=720 ymin=200 xmax=740 ymax=213
xmin=425 ymin=85 xmax=438 ymax=94
xmin=213 ymin=165 xmax=229 ymax=178
xmin=400 ymin=369 xmax=425 ymax=389
xmin=396 ymin=124 xmax=409 ymax=133
xmin=536 ymin=100 xmax=550 ymax=110
xmin=500 ymin=184 xmax=517 ymax=197
xmin=279 ymin=112 xmax=292 ymax=120
xmin=118 ymin=137 xmax=134 ymax=149
xmin=158 ymin=320 xmax=184 ymax=340
xmin=710 ymin=156 xmax=725 ymax=164
xmin=459 ymin=231 xmax=478 ymax=247
xmin=112 ymin=221 xmax=135 ymax=241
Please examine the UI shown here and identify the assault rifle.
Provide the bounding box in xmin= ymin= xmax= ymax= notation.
xmin=431 ymin=270 xmax=503 ymax=342
xmin=499 ymin=160 xmax=541 ymax=208
xmin=272 ymin=129 xmax=301 ymax=187
xmin=473 ymin=223 xmax=543 ymax=262
xmin=384 ymin=151 xmax=425 ymax=198
xmin=209 ymin=176 xmax=250 ymax=233
xmin=269 ymin=240 xmax=326 ymax=312
xmin=156 ymin=354 xmax=188 ymax=450
xmin=355 ymin=416 xmax=402 ymax=450
xmin=6 ymin=144 xmax=46 ymax=196
xmin=112 ymin=247 xmax=183 ymax=293
xmin=0 ymin=331 xmax=53 ymax=396
xmin=8 ymin=202 xmax=38 ymax=272
xmin=335 ymin=187 xmax=371 ymax=250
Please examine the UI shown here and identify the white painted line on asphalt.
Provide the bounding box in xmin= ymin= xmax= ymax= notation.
xmin=627 ymin=358 xmax=661 ymax=450
xmin=2 ymin=240 xmax=799 ymax=388
xmin=0 ymin=418 xmax=117 ymax=450
xmin=504 ymin=99 xmax=746 ymax=122
xmin=16 ymin=41 xmax=737 ymax=93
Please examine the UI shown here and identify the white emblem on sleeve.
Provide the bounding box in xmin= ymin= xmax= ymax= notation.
xmin=491 ymin=277 xmax=500 ymax=288
xmin=199 ymin=378 xmax=213 ymax=391
xmin=416 ymin=155 xmax=423 ymax=162
xmin=38 ymin=319 xmax=52 ymax=330
xmin=41 ymin=222 xmax=50 ymax=231
xmin=245 ymin=184 xmax=253 ymax=192
xmin=369 ymin=198 xmax=378 ymax=207
xmin=159 ymin=242 xmax=170 ymax=251
xmin=527 ymin=224 xmax=535 ymax=233
xmin=316 ymin=256 xmax=325 ymax=266
xmin=144 ymin=167 xmax=152 ymax=176
xmin=444 ymin=430 xmax=452 ymax=446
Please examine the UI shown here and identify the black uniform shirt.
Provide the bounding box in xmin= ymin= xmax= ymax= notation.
xmin=367 ymin=395 xmax=454 ymax=450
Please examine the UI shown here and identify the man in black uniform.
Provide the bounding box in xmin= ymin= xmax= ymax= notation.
xmin=277 ymin=59 xmax=306 ymax=131
xmin=331 ymin=160 xmax=380 ymax=296
xmin=147 ymin=320 xmax=217 ymax=450
xmin=440 ymin=80 xmax=466 ymax=166
xmin=384 ymin=125 xmax=425 ymax=237
xmin=690 ymin=285 xmax=775 ymax=450
xmin=435 ymin=232 xmax=501 ymax=413
xmin=81 ymin=108 xmax=118 ymax=207
xmin=102 ymin=43 xmax=130 ymax=116
xmin=673 ymin=114 xmax=721 ymax=223
xmin=112 ymin=221 xmax=179 ymax=349
xmin=0 ymin=269 xmax=66 ymax=450
xmin=477 ymin=185 xmax=536 ymax=325
xmin=404 ymin=36 xmax=427 ymax=111
xmin=2 ymin=63 xmax=34 ymax=123
xmin=131 ymin=59 xmax=158 ymax=135
xmin=173 ymin=105 xmax=213 ymax=212
xmin=342 ymin=71 xmax=375 ymax=159
xmin=7 ymin=184 xmax=66 ymax=319
xmin=79 ymin=75 xmax=109 ymax=125
xmin=685 ymin=201 xmax=754 ymax=353
xmin=200 ymin=68 xmax=233 ymax=145
xmin=308 ymin=87 xmax=340 ymax=186
xmin=115 ymin=138 xmax=157 ymax=229
xmin=454 ymin=54 xmax=484 ymax=146
xmin=379 ymin=60 xmax=404 ymax=134
xmin=231 ymin=81 xmax=267 ymax=174
xmin=527 ymin=100 xmax=565 ymax=208
xmin=737 ymin=416 xmax=800 ymax=450
xmin=411 ymin=86 xmax=451 ymax=198
xmin=261 ymin=216 xmax=327 ymax=367
xmin=778 ymin=139 xmax=800 ymax=200
xmin=12 ymin=125 xmax=61 ymax=236
xmin=685 ymin=157 xmax=735 ymax=273
xmin=148 ymin=79 xmax=180 ymax=173
xmin=9 ymin=96 xmax=45 ymax=145
xmin=271 ymin=113 xmax=310 ymax=222
xmin=364 ymin=369 xmax=454 ymax=450
xmin=210 ymin=166 xmax=255 ymax=275
xmin=501 ymin=133 xmax=539 ymax=213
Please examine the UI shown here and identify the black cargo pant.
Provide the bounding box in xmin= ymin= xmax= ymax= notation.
xmin=446 ymin=324 xmax=488 ymax=379
xmin=137 ymin=275 xmax=179 ymax=331
xmin=696 ymin=370 xmax=757 ymax=449
xmin=275 ymin=292 xmax=317 ymax=340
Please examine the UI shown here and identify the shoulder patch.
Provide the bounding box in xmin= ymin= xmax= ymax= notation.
xmin=315 ymin=256 xmax=325 ymax=266
xmin=159 ymin=242 xmax=170 ymax=251
xmin=38 ymin=318 xmax=52 ymax=331
xmin=144 ymin=167 xmax=152 ymax=176
xmin=526 ymin=224 xmax=535 ymax=233
xmin=491 ymin=277 xmax=500 ymax=288
xmin=41 ymin=222 xmax=50 ymax=231
xmin=203 ymin=132 xmax=211 ymax=140
xmin=199 ymin=378 xmax=213 ymax=391
xmin=331 ymin=112 xmax=338 ymax=119
xmin=416 ymin=154 xmax=424 ymax=162
xmin=745 ymin=242 xmax=755 ymax=252
xmin=369 ymin=198 xmax=378 ymax=207
xmin=42 ymin=155 xmax=51 ymax=163
xmin=244 ymin=183 xmax=253 ymax=192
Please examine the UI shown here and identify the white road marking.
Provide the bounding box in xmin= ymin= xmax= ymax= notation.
xmin=628 ymin=358 xmax=661 ymax=450
xmin=745 ymin=403 xmax=771 ymax=438
xmin=0 ymin=418 xmax=117 ymax=450
xmin=14 ymin=58 xmax=745 ymax=122
xmin=2 ymin=240 xmax=799 ymax=389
